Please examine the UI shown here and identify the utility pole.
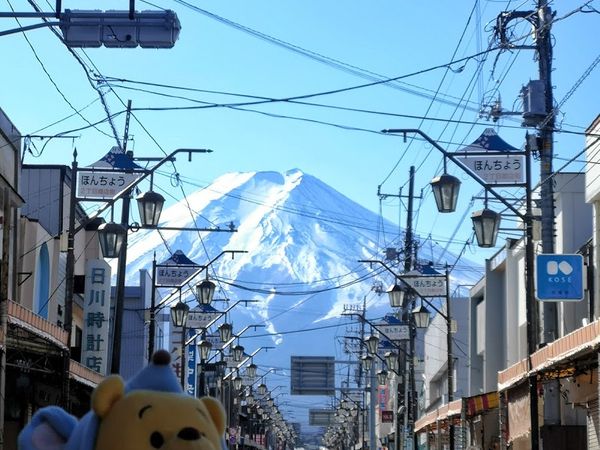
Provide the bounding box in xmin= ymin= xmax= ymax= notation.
xmin=533 ymin=1 xmax=561 ymax=434
xmin=110 ymin=100 xmax=132 ymax=374
xmin=536 ymin=2 xmax=557 ymax=344
xmin=405 ymin=167 xmax=417 ymax=450
xmin=381 ymin=166 xmax=418 ymax=449
xmin=496 ymin=4 xmax=558 ymax=445
xmin=62 ymin=149 xmax=78 ymax=410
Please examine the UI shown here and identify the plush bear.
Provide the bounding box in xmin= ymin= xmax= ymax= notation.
xmin=18 ymin=350 xmax=226 ymax=450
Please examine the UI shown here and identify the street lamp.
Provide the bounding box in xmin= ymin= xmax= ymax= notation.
xmin=170 ymin=299 xmax=189 ymax=388
xmin=361 ymin=355 xmax=374 ymax=371
xmin=387 ymin=283 xmax=406 ymax=308
xmin=170 ymin=300 xmax=189 ymax=328
xmin=385 ymin=351 xmax=398 ymax=370
xmin=257 ymin=383 xmax=268 ymax=396
xmin=218 ymin=322 xmax=233 ymax=342
xmin=97 ymin=221 xmax=126 ymax=258
xmin=382 ymin=127 xmax=538 ymax=449
xmin=198 ymin=339 xmax=212 ymax=360
xmin=365 ymin=335 xmax=380 ymax=355
xmin=430 ymin=173 xmax=461 ymax=213
xmin=377 ymin=370 xmax=388 ymax=386
xmin=411 ymin=304 xmax=431 ymax=329
xmin=471 ymin=208 xmax=501 ymax=248
xmin=233 ymin=344 xmax=245 ymax=362
xmin=197 ymin=275 xmax=216 ymax=305
xmin=247 ymin=362 xmax=258 ymax=379
xmin=136 ymin=190 xmax=165 ymax=227
xmin=233 ymin=375 xmax=243 ymax=391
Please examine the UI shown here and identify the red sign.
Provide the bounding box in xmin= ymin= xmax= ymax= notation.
xmin=381 ymin=410 xmax=394 ymax=423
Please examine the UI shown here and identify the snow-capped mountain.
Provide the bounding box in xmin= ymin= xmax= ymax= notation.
xmin=120 ymin=169 xmax=482 ymax=434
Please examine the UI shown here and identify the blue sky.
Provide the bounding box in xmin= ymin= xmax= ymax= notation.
xmin=2 ymin=1 xmax=598 ymax=271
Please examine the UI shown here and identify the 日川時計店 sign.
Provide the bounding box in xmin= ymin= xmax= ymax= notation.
xmin=455 ymin=154 xmax=525 ymax=184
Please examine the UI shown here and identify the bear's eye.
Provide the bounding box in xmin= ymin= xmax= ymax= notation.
xmin=150 ymin=432 xmax=164 ymax=448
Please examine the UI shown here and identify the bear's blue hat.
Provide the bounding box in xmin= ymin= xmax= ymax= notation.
xmin=126 ymin=350 xmax=183 ymax=394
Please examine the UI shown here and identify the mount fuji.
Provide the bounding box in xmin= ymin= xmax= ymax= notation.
xmin=119 ymin=169 xmax=482 ymax=437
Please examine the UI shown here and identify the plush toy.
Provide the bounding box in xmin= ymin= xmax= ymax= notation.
xmin=18 ymin=350 xmax=226 ymax=450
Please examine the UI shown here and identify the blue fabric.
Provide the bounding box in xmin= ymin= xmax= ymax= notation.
xmin=17 ymin=406 xmax=77 ymax=450
xmin=18 ymin=351 xmax=184 ymax=450
xmin=125 ymin=358 xmax=183 ymax=394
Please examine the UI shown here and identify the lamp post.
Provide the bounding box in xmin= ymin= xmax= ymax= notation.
xmin=148 ymin=250 xmax=245 ymax=362
xmin=65 ymin=148 xmax=225 ymax=376
xmin=382 ymin=127 xmax=536 ymax=449
xmin=362 ymin=259 xmax=454 ymax=448
xmin=343 ymin=311 xmax=409 ymax=450
xmin=170 ymin=296 xmax=189 ymax=388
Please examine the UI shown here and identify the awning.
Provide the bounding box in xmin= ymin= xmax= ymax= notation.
xmin=466 ymin=391 xmax=499 ymax=417
xmin=69 ymin=360 xmax=104 ymax=388
xmin=498 ymin=319 xmax=600 ymax=391
xmin=7 ymin=300 xmax=68 ymax=350
xmin=414 ymin=399 xmax=462 ymax=433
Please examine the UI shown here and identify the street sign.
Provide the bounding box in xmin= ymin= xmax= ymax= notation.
xmin=309 ymin=409 xmax=335 ymax=426
xmin=375 ymin=322 xmax=410 ymax=341
xmin=186 ymin=305 xmax=221 ymax=329
xmin=455 ymin=154 xmax=525 ymax=184
xmin=401 ymin=274 xmax=446 ymax=297
xmin=205 ymin=333 xmax=224 ymax=350
xmin=536 ymin=254 xmax=584 ymax=301
xmin=155 ymin=250 xmax=201 ymax=286
xmin=76 ymin=169 xmax=141 ymax=199
xmin=223 ymin=354 xmax=244 ymax=368
xmin=454 ymin=127 xmax=524 ymax=184
xmin=291 ymin=356 xmax=335 ymax=396
xmin=155 ymin=264 xmax=199 ymax=287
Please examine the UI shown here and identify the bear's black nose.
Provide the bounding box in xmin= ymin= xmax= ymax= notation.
xmin=178 ymin=427 xmax=201 ymax=441
xmin=150 ymin=431 xmax=165 ymax=448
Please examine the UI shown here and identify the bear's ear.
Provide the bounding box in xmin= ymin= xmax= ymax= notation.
xmin=92 ymin=375 xmax=125 ymax=418
xmin=18 ymin=406 xmax=77 ymax=450
xmin=200 ymin=397 xmax=226 ymax=435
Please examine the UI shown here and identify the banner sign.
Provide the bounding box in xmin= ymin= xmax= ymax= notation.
xmin=186 ymin=329 xmax=196 ymax=396
xmin=169 ymin=327 xmax=184 ymax=380
xmin=82 ymin=259 xmax=112 ymax=375
xmin=381 ymin=410 xmax=394 ymax=423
